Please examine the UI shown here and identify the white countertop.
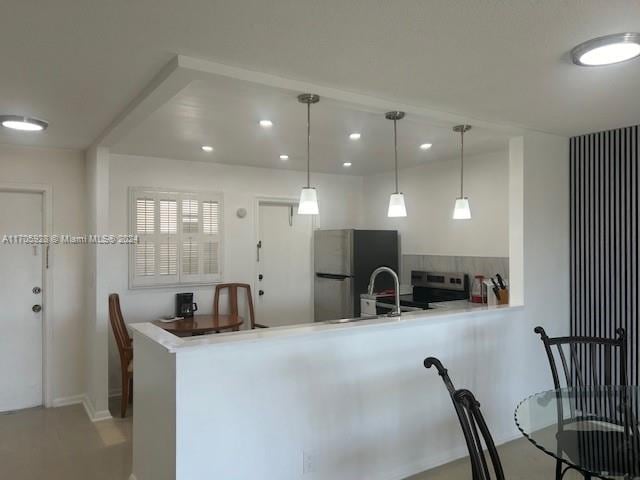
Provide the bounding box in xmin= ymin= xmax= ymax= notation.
xmin=130 ymin=301 xmax=521 ymax=353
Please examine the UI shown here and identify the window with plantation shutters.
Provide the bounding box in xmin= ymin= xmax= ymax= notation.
xmin=129 ymin=188 xmax=224 ymax=288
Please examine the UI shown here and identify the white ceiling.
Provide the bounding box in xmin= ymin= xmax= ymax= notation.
xmin=1 ymin=1 xmax=639 ymax=151
xmin=112 ymin=78 xmax=509 ymax=175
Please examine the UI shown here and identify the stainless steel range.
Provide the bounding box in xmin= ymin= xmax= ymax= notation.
xmin=373 ymin=270 xmax=469 ymax=314
xmin=410 ymin=270 xmax=469 ymax=303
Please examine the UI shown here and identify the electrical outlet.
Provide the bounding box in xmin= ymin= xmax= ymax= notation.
xmin=302 ymin=450 xmax=315 ymax=474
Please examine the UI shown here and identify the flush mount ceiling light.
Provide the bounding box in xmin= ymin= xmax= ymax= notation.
xmin=0 ymin=115 xmax=48 ymax=132
xmin=279 ymin=154 xmax=289 ymax=160
xmin=343 ymin=162 xmax=352 ymax=167
xmin=297 ymin=93 xmax=320 ymax=215
xmin=452 ymin=125 xmax=472 ymax=220
xmin=571 ymin=33 xmax=640 ymax=66
xmin=419 ymin=143 xmax=432 ymax=150
xmin=259 ymin=119 xmax=273 ymax=128
xmin=349 ymin=133 xmax=361 ymax=140
xmin=201 ymin=145 xmax=214 ymax=152
xmin=385 ymin=111 xmax=407 ymax=218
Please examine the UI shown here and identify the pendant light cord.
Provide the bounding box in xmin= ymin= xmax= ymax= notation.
xmin=459 ymin=129 xmax=464 ymax=198
xmin=306 ymin=102 xmax=311 ymax=188
xmin=394 ymin=118 xmax=399 ymax=194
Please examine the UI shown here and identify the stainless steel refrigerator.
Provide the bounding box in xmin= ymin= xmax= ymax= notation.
xmin=314 ymin=229 xmax=399 ymax=321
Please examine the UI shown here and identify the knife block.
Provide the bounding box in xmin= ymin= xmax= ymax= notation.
xmin=484 ymin=280 xmax=509 ymax=306
xmin=497 ymin=288 xmax=509 ymax=305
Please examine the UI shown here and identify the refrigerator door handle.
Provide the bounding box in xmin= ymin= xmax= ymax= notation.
xmin=316 ymin=273 xmax=350 ymax=280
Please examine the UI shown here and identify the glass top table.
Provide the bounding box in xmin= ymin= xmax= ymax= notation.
xmin=515 ymin=387 xmax=640 ymax=479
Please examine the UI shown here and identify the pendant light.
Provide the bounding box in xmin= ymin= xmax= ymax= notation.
xmin=452 ymin=124 xmax=472 ymax=220
xmin=385 ymin=111 xmax=407 ymax=217
xmin=297 ymin=93 xmax=320 ymax=215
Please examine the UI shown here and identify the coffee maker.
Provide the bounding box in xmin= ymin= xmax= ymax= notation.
xmin=176 ymin=293 xmax=198 ymax=318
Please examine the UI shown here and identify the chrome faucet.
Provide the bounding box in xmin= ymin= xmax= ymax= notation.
xmin=367 ymin=266 xmax=401 ymax=317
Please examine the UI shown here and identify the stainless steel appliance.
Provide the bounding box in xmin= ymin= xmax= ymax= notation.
xmin=410 ymin=271 xmax=469 ymax=303
xmin=314 ymin=229 xmax=399 ymax=321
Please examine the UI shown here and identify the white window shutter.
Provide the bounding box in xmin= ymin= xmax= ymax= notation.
xmin=130 ymin=188 xmax=223 ymax=288
xmin=158 ymin=198 xmax=178 ymax=277
xmin=181 ymin=196 xmax=200 ymax=279
xmin=134 ymin=196 xmax=156 ymax=280
xmin=135 ymin=241 xmax=155 ymax=277
xmin=202 ymin=200 xmax=221 ymax=277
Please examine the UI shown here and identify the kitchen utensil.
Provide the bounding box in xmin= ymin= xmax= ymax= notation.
xmin=490 ymin=277 xmax=501 ymax=300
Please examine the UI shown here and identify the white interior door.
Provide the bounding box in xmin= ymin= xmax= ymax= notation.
xmin=257 ymin=203 xmax=313 ymax=327
xmin=0 ymin=191 xmax=44 ymax=411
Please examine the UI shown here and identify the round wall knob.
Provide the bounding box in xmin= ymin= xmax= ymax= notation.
xmin=32 ymin=304 xmax=42 ymax=313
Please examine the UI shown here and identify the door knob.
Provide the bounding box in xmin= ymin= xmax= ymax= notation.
xmin=259 ymin=290 xmax=265 ymax=296
xmin=32 ymin=304 xmax=42 ymax=313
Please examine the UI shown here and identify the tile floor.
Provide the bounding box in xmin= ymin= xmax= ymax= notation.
xmin=407 ymin=437 xmax=583 ymax=479
xmin=0 ymin=400 xmax=582 ymax=479
xmin=0 ymin=399 xmax=132 ymax=480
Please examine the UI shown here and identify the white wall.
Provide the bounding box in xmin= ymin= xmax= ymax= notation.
xmin=0 ymin=144 xmax=86 ymax=406
xmin=131 ymin=131 xmax=570 ymax=480
xmin=363 ymin=150 xmax=509 ymax=257
xmin=106 ymin=153 xmax=365 ymax=392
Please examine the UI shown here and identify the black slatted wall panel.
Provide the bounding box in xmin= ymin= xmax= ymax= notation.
xmin=570 ymin=126 xmax=639 ymax=385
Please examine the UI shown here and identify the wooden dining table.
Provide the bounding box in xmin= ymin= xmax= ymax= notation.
xmin=152 ymin=314 xmax=244 ymax=337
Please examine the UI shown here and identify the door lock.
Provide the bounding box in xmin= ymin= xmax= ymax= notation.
xmin=32 ymin=286 xmax=41 ymax=294
xmin=32 ymin=304 xmax=42 ymax=313
xmin=259 ymin=290 xmax=265 ymax=296
xmin=258 ymin=274 xmax=264 ymax=281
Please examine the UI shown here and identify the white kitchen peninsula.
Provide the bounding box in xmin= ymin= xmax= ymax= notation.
xmin=129 ymin=304 xmax=543 ymax=480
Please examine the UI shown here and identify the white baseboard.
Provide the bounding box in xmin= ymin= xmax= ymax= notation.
xmin=81 ymin=394 xmax=112 ymax=422
xmin=51 ymin=394 xmax=85 ymax=408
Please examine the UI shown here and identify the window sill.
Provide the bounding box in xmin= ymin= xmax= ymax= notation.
xmin=128 ymin=280 xmax=224 ymax=291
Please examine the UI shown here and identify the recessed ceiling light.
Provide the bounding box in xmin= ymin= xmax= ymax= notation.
xmin=259 ymin=119 xmax=273 ymax=128
xmin=571 ymin=33 xmax=640 ymax=66
xmin=279 ymin=154 xmax=289 ymax=160
xmin=0 ymin=115 xmax=48 ymax=132
xmin=349 ymin=133 xmax=361 ymax=140
xmin=419 ymin=143 xmax=432 ymax=150
xmin=201 ymin=145 xmax=214 ymax=152
xmin=343 ymin=162 xmax=352 ymax=167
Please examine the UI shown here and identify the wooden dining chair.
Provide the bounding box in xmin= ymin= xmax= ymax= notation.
xmin=534 ymin=326 xmax=629 ymax=480
xmin=108 ymin=293 xmax=133 ymax=418
xmin=424 ymin=357 xmax=505 ymax=480
xmin=214 ymin=283 xmax=267 ymax=330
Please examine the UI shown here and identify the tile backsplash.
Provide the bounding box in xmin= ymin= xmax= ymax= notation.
xmin=401 ymin=254 xmax=509 ymax=286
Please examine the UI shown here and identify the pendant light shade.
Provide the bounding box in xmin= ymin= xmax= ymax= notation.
xmin=388 ymin=193 xmax=407 ymax=217
xmin=297 ymin=93 xmax=320 ymax=215
xmin=452 ymin=124 xmax=472 ymax=220
xmin=452 ymin=197 xmax=471 ymax=219
xmin=385 ymin=111 xmax=407 ymax=218
xmin=298 ymin=187 xmax=319 ymax=215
